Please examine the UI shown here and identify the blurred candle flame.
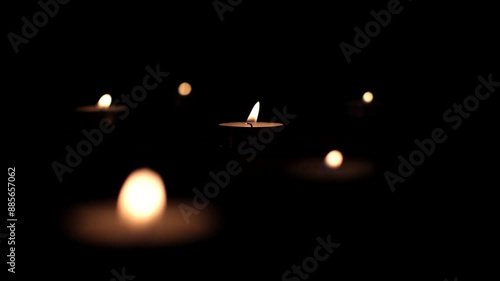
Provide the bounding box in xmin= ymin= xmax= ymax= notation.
xmin=97 ymin=94 xmax=112 ymax=108
xmin=325 ymin=150 xmax=343 ymax=169
xmin=178 ymin=82 xmax=192 ymax=96
xmin=362 ymin=92 xmax=374 ymax=104
xmin=117 ymin=168 xmax=167 ymax=228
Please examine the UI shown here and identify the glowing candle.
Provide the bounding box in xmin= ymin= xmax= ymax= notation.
xmin=76 ymin=93 xmax=126 ymax=113
xmin=219 ymin=102 xmax=283 ymax=128
xmin=64 ymin=168 xmax=219 ymax=247
xmin=347 ymin=91 xmax=381 ymax=119
xmin=218 ymin=102 xmax=284 ymax=149
xmin=286 ymin=150 xmax=374 ymax=182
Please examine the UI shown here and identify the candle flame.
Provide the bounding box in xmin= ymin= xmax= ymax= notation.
xmin=246 ymin=101 xmax=260 ymax=122
xmin=178 ymin=82 xmax=192 ymax=96
xmin=362 ymin=92 xmax=374 ymax=104
xmin=117 ymin=168 xmax=167 ymax=228
xmin=97 ymin=94 xmax=112 ymax=108
xmin=325 ymin=150 xmax=343 ymax=169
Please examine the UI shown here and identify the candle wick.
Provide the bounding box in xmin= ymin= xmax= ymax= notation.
xmin=246 ymin=122 xmax=254 ymax=127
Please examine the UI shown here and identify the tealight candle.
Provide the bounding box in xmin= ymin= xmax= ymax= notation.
xmin=347 ymin=91 xmax=382 ymax=119
xmin=286 ymin=150 xmax=374 ymax=182
xmin=175 ymin=82 xmax=193 ymax=109
xmin=74 ymin=94 xmax=127 ymax=128
xmin=218 ymin=101 xmax=284 ymax=149
xmin=75 ymin=93 xmax=127 ymax=113
xmin=219 ymin=101 xmax=283 ymax=128
xmin=64 ymin=168 xmax=219 ymax=247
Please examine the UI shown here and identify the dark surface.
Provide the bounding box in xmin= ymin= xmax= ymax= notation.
xmin=4 ymin=0 xmax=498 ymax=280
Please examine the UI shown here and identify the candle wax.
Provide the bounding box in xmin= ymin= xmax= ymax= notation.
xmin=75 ymin=105 xmax=127 ymax=112
xmin=64 ymin=198 xmax=219 ymax=247
xmin=286 ymin=157 xmax=374 ymax=182
xmin=219 ymin=122 xmax=283 ymax=128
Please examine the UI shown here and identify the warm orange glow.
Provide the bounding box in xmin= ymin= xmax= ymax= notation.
xmin=97 ymin=94 xmax=112 ymax=108
xmin=178 ymin=82 xmax=192 ymax=96
xmin=362 ymin=92 xmax=374 ymax=104
xmin=117 ymin=168 xmax=166 ymax=228
xmin=325 ymin=150 xmax=343 ymax=169
xmin=246 ymin=101 xmax=260 ymax=122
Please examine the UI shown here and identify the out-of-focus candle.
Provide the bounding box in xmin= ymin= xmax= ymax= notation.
xmin=116 ymin=168 xmax=167 ymax=228
xmin=286 ymin=150 xmax=374 ymax=182
xmin=347 ymin=91 xmax=381 ymax=119
xmin=324 ymin=150 xmax=343 ymax=169
xmin=64 ymin=168 xmax=219 ymax=247
xmin=175 ymin=82 xmax=193 ymax=108
xmin=362 ymin=91 xmax=374 ymax=104
xmin=74 ymin=93 xmax=127 ymax=128
xmin=178 ymin=82 xmax=192 ymax=96
xmin=76 ymin=93 xmax=126 ymax=113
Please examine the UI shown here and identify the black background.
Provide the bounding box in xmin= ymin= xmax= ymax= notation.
xmin=3 ymin=0 xmax=498 ymax=280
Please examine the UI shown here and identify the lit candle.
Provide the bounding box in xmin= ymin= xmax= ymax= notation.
xmin=75 ymin=93 xmax=126 ymax=113
xmin=362 ymin=91 xmax=374 ymax=104
xmin=219 ymin=102 xmax=283 ymax=128
xmin=177 ymin=82 xmax=192 ymax=97
xmin=74 ymin=93 xmax=127 ymax=128
xmin=175 ymin=82 xmax=193 ymax=108
xmin=116 ymin=168 xmax=166 ymax=228
xmin=64 ymin=168 xmax=219 ymax=247
xmin=286 ymin=150 xmax=374 ymax=182
xmin=347 ymin=91 xmax=381 ymax=119
xmin=218 ymin=102 xmax=284 ymax=149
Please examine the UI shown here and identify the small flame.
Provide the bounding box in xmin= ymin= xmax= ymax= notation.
xmin=325 ymin=150 xmax=343 ymax=169
xmin=362 ymin=92 xmax=374 ymax=104
xmin=97 ymin=94 xmax=112 ymax=108
xmin=246 ymin=101 xmax=260 ymax=122
xmin=117 ymin=168 xmax=167 ymax=228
